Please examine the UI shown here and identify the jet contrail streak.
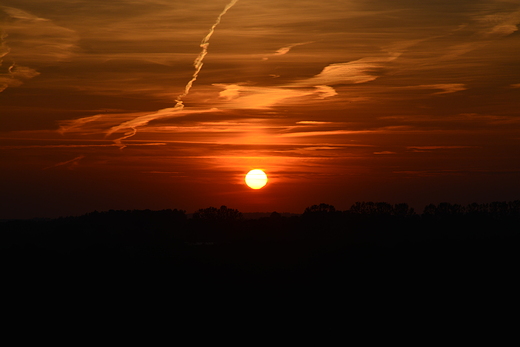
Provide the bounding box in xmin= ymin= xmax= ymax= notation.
xmin=174 ymin=0 xmax=239 ymax=109
xmin=107 ymin=0 xmax=239 ymax=147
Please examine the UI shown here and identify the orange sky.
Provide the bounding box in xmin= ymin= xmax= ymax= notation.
xmin=1 ymin=0 xmax=520 ymax=218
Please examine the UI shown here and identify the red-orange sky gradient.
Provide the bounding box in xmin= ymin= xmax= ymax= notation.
xmin=2 ymin=0 xmax=520 ymax=218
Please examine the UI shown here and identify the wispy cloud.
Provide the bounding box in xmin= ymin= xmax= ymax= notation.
xmin=43 ymin=155 xmax=85 ymax=170
xmin=1 ymin=143 xmax=166 ymax=150
xmin=407 ymin=146 xmax=476 ymax=152
xmin=373 ymin=151 xmax=396 ymax=155
xmin=58 ymin=115 xmax=103 ymax=135
xmin=295 ymin=54 xmax=400 ymax=87
xmin=213 ymin=51 xmax=399 ymax=110
xmin=280 ymin=130 xmax=374 ymax=138
xmin=0 ymin=5 xmax=78 ymax=93
xmin=215 ymin=84 xmax=333 ymax=109
xmin=263 ymin=41 xmax=314 ymax=60
xmin=105 ymin=107 xmax=220 ymax=148
xmin=2 ymin=7 xmax=49 ymax=22
xmin=273 ymin=42 xmax=313 ymax=56
xmin=408 ymin=84 xmax=467 ymax=95
xmin=393 ymin=170 xmax=467 ymax=177
xmin=296 ymin=121 xmax=333 ymax=125
xmin=57 ymin=108 xmax=224 ymax=141
xmin=439 ymin=5 xmax=520 ymax=60
xmin=0 ymin=31 xmax=10 ymax=67
xmin=0 ymin=27 xmax=40 ymax=92
xmin=477 ymin=9 xmax=520 ymax=37
xmin=1 ymin=6 xmax=78 ymax=63
xmin=0 ymin=62 xmax=40 ymax=93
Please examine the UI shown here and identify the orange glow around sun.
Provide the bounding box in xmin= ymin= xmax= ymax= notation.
xmin=245 ymin=169 xmax=268 ymax=189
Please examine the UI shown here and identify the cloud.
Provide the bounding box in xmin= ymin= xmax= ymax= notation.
xmin=295 ymin=56 xmax=395 ymax=87
xmin=58 ymin=109 xmax=217 ymax=139
xmin=285 ymin=48 xmax=403 ymax=90
xmin=296 ymin=121 xmax=333 ymax=125
xmin=43 ymin=155 xmax=85 ymax=170
xmin=2 ymin=7 xmax=50 ymax=22
xmin=411 ymin=84 xmax=467 ymax=95
xmin=392 ymin=170 xmax=466 ymax=177
xmin=263 ymin=41 xmax=314 ymax=60
xmin=313 ymin=85 xmax=338 ymax=99
xmin=105 ymin=107 xmax=221 ymax=148
xmin=0 ymin=6 xmax=78 ymax=93
xmin=105 ymin=108 xmax=219 ymax=136
xmin=58 ymin=115 xmax=103 ymax=134
xmin=0 ymin=31 xmax=9 ymax=60
xmin=0 ymin=63 xmax=40 ymax=92
xmin=373 ymin=151 xmax=396 ymax=155
xmin=434 ymin=6 xmax=520 ymax=61
xmin=213 ymin=51 xmax=400 ymax=110
xmin=1 ymin=6 xmax=78 ymax=64
xmin=407 ymin=146 xmax=476 ymax=152
xmin=215 ymin=84 xmax=335 ymax=109
xmin=477 ymin=9 xmax=520 ymax=37
xmin=217 ymin=83 xmax=241 ymax=101
xmin=1 ymin=143 xmax=166 ymax=150
xmin=280 ymin=130 xmax=374 ymax=137
xmin=1 ymin=28 xmax=40 ymax=92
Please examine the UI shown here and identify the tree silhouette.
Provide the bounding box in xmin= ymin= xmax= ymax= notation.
xmin=190 ymin=206 xmax=243 ymax=241
xmin=302 ymin=203 xmax=339 ymax=233
xmin=349 ymin=201 xmax=396 ymax=215
xmin=423 ymin=202 xmax=465 ymax=218
xmin=192 ymin=206 xmax=243 ymax=221
xmin=393 ymin=203 xmax=415 ymax=217
xmin=303 ymin=203 xmax=336 ymax=215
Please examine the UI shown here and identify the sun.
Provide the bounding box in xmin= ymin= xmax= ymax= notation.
xmin=245 ymin=169 xmax=268 ymax=189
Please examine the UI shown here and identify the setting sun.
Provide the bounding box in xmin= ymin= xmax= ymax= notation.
xmin=245 ymin=169 xmax=268 ymax=190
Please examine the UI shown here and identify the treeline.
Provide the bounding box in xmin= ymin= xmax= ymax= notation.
xmin=1 ymin=200 xmax=519 ymax=286
xmin=304 ymin=200 xmax=520 ymax=218
xmin=2 ymin=200 xmax=519 ymax=248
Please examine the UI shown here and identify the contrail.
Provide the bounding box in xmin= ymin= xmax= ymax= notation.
xmin=174 ymin=0 xmax=239 ymax=109
xmin=107 ymin=0 xmax=239 ymax=147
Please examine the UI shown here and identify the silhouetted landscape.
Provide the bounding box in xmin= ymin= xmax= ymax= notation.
xmin=3 ymin=201 xmax=519 ymax=287
xmin=2 ymin=200 xmax=518 ymax=333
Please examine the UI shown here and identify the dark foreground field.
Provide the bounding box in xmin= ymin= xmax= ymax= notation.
xmin=3 ymin=202 xmax=518 ymax=284
xmin=2 ymin=202 xmax=518 ymax=334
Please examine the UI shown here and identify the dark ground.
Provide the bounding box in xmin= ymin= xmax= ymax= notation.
xmin=1 ymin=202 xmax=518 ymax=337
